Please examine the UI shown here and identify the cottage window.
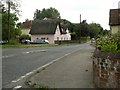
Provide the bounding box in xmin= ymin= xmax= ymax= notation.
xmin=41 ymin=37 xmax=45 ymax=40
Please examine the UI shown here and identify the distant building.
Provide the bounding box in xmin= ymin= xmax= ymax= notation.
xmin=109 ymin=9 xmax=120 ymax=34
xmin=30 ymin=19 xmax=71 ymax=44
xmin=21 ymin=19 xmax=32 ymax=36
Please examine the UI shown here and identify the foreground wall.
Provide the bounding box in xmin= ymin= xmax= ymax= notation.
xmin=93 ymin=49 xmax=120 ymax=88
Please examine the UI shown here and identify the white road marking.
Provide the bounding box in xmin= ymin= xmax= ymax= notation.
xmin=34 ymin=50 xmax=47 ymax=52
xmin=22 ymin=52 xmax=30 ymax=54
xmin=13 ymin=85 xmax=22 ymax=90
xmin=2 ymin=50 xmax=47 ymax=59
xmin=2 ymin=55 xmax=14 ymax=58
xmin=12 ymin=78 xmax=21 ymax=83
xmin=65 ymin=53 xmax=71 ymax=56
xmin=22 ymin=50 xmax=47 ymax=54
xmin=11 ymin=80 xmax=17 ymax=83
xmin=26 ymin=52 xmax=30 ymax=54
xmin=25 ymin=72 xmax=33 ymax=76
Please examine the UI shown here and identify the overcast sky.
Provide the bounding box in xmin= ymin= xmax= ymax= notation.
xmin=19 ymin=0 xmax=120 ymax=30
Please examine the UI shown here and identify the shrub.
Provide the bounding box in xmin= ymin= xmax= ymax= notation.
xmin=9 ymin=39 xmax=20 ymax=45
xmin=95 ymin=33 xmax=120 ymax=52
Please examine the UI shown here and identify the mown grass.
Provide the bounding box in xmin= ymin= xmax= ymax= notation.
xmin=1 ymin=44 xmax=60 ymax=48
xmin=1 ymin=43 xmax=78 ymax=48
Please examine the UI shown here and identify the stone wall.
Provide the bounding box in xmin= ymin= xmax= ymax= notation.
xmin=93 ymin=49 xmax=120 ymax=88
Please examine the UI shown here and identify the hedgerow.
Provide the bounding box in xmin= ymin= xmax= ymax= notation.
xmin=95 ymin=33 xmax=120 ymax=52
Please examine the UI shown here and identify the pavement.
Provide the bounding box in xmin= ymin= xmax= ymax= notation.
xmin=26 ymin=43 xmax=95 ymax=88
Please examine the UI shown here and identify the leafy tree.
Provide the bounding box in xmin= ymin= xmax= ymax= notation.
xmin=0 ymin=0 xmax=21 ymax=15
xmin=79 ymin=20 xmax=89 ymax=37
xmin=60 ymin=19 xmax=74 ymax=33
xmin=73 ymin=20 xmax=89 ymax=40
xmin=0 ymin=13 xmax=2 ymax=40
xmin=73 ymin=23 xmax=80 ymax=40
xmin=2 ymin=11 xmax=21 ymax=40
xmin=34 ymin=7 xmax=61 ymax=20
xmin=16 ymin=22 xmax=22 ymax=29
xmin=88 ymin=23 xmax=103 ymax=39
xmin=1 ymin=0 xmax=21 ymax=42
xmin=101 ymin=29 xmax=109 ymax=36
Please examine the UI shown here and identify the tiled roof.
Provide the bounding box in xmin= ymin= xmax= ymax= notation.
xmin=21 ymin=20 xmax=32 ymax=29
xmin=109 ymin=9 xmax=120 ymax=26
xmin=30 ymin=19 xmax=67 ymax=35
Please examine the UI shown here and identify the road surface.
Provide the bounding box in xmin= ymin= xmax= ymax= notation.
xmin=2 ymin=44 xmax=90 ymax=87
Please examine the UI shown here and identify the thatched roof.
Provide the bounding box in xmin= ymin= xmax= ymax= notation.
xmin=30 ymin=19 xmax=67 ymax=35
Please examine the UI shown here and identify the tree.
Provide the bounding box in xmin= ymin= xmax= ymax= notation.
xmin=60 ymin=19 xmax=74 ymax=33
xmin=72 ymin=20 xmax=89 ymax=40
xmin=34 ymin=7 xmax=61 ymax=20
xmin=0 ymin=13 xmax=2 ymax=40
xmin=2 ymin=11 xmax=21 ymax=40
xmin=16 ymin=22 xmax=22 ymax=29
xmin=101 ymin=29 xmax=109 ymax=36
xmin=88 ymin=23 xmax=103 ymax=38
xmin=73 ymin=23 xmax=80 ymax=39
xmin=1 ymin=0 xmax=21 ymax=15
xmin=0 ymin=0 xmax=20 ymax=42
xmin=79 ymin=20 xmax=89 ymax=37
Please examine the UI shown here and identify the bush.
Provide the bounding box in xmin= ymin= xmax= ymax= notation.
xmin=95 ymin=33 xmax=120 ymax=52
xmin=9 ymin=39 xmax=20 ymax=45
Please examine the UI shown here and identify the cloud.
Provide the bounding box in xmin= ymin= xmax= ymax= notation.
xmin=19 ymin=0 xmax=120 ymax=29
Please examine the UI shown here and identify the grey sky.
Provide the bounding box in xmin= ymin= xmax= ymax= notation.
xmin=19 ymin=0 xmax=120 ymax=29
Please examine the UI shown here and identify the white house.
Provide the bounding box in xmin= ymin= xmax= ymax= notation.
xmin=21 ymin=20 xmax=32 ymax=36
xmin=30 ymin=19 xmax=71 ymax=44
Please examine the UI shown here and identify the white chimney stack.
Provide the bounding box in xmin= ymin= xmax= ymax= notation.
xmin=118 ymin=1 xmax=120 ymax=8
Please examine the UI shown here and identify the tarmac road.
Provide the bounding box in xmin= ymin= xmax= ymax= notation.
xmin=2 ymin=44 xmax=90 ymax=88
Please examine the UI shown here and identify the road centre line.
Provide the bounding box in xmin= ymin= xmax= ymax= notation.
xmin=22 ymin=50 xmax=47 ymax=54
xmin=2 ymin=50 xmax=47 ymax=59
xmin=2 ymin=55 xmax=15 ymax=59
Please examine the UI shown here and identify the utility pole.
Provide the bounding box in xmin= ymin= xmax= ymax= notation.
xmin=80 ymin=14 xmax=81 ymax=24
xmin=8 ymin=1 xmax=10 ymax=43
xmin=79 ymin=14 xmax=81 ymax=43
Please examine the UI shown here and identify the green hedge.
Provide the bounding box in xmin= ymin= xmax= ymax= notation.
xmin=95 ymin=33 xmax=120 ymax=52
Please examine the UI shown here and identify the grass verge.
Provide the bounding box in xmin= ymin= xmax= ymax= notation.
xmin=1 ymin=43 xmax=79 ymax=48
xmin=1 ymin=44 xmax=59 ymax=48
